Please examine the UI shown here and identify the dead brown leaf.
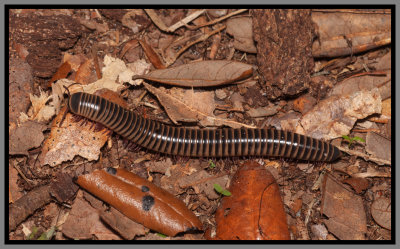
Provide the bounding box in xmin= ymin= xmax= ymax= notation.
xmin=9 ymin=164 xmax=23 ymax=203
xmin=144 ymin=9 xmax=206 ymax=33
xmin=39 ymin=106 xmax=109 ymax=167
xmin=63 ymin=53 xmax=87 ymax=71
xmin=293 ymin=94 xmax=317 ymax=114
xmin=381 ymin=98 xmax=391 ymax=117
xmin=342 ymin=177 xmax=369 ymax=194
xmin=311 ymin=11 xmax=391 ymax=58
xmin=135 ymin=60 xmax=253 ymax=87
xmin=329 ymin=71 xmax=391 ymax=101
xmin=48 ymin=61 xmax=72 ymax=87
xmin=246 ymin=106 xmax=279 ymax=118
xmin=210 ymin=161 xmax=290 ymax=240
xmin=177 ymin=170 xmax=229 ymax=200
xmin=139 ymin=39 xmax=165 ymax=69
xmin=366 ymin=132 xmax=391 ymax=162
xmin=371 ymin=197 xmax=391 ymax=230
xmin=145 ymin=158 xmax=174 ymax=174
xmin=144 ymin=82 xmax=255 ymax=128
xmin=75 ymin=58 xmax=96 ymax=85
xmin=100 ymin=207 xmax=149 ymax=240
xmin=296 ymin=88 xmax=382 ymax=140
xmin=321 ymin=174 xmax=367 ymax=240
xmin=9 ymin=58 xmax=33 ymax=125
xmin=61 ymin=195 xmax=121 ymax=240
xmin=226 ymin=17 xmax=257 ymax=53
xmin=9 ymin=121 xmax=47 ymax=156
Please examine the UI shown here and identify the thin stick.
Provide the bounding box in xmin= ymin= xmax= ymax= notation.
xmin=144 ymin=9 xmax=206 ymax=33
xmin=185 ymin=9 xmax=248 ymax=30
xmin=337 ymin=146 xmax=391 ymax=166
xmin=166 ymin=25 xmax=226 ymax=66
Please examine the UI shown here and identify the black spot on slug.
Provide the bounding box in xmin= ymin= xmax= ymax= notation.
xmin=142 ymin=195 xmax=155 ymax=211
xmin=106 ymin=167 xmax=117 ymax=175
xmin=141 ymin=186 xmax=150 ymax=192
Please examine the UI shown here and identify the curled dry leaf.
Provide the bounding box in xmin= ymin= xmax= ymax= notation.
xmin=321 ymin=173 xmax=367 ymax=240
xmin=296 ymin=88 xmax=382 ymax=140
xmin=144 ymin=82 xmax=255 ymax=128
xmin=311 ymin=11 xmax=391 ymax=58
xmin=9 ymin=120 xmax=46 ymax=156
xmin=76 ymin=168 xmax=202 ymax=237
xmin=139 ymin=39 xmax=165 ymax=69
xmin=210 ymin=161 xmax=290 ymax=240
xmin=226 ymin=17 xmax=257 ymax=53
xmin=134 ymin=60 xmax=253 ymax=87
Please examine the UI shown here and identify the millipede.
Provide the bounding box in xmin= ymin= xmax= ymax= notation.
xmin=68 ymin=92 xmax=341 ymax=162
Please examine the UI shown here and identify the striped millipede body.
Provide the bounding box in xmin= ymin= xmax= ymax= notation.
xmin=68 ymin=92 xmax=341 ymax=162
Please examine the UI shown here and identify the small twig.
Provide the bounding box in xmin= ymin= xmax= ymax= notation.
xmin=208 ymin=33 xmax=221 ymax=59
xmin=144 ymin=9 xmax=206 ymax=33
xmin=346 ymin=70 xmax=387 ymax=80
xmin=304 ymin=197 xmax=316 ymax=226
xmin=351 ymin=128 xmax=381 ymax=133
xmin=337 ymin=146 xmax=391 ymax=166
xmin=141 ymin=102 xmax=159 ymax=110
xmin=352 ymin=170 xmax=391 ymax=178
xmin=312 ymin=9 xmax=391 ymax=14
xmin=368 ymin=117 xmax=390 ymax=124
xmin=13 ymin=160 xmax=34 ymax=186
xmin=91 ymin=44 xmax=102 ymax=80
xmin=186 ymin=9 xmax=248 ymax=30
xmin=166 ymin=24 xmax=226 ymax=66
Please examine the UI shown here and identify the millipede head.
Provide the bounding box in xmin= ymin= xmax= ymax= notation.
xmin=330 ymin=146 xmax=342 ymax=161
xmin=68 ymin=92 xmax=83 ymax=114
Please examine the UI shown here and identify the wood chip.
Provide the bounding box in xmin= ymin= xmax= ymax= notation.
xmin=321 ymin=174 xmax=367 ymax=240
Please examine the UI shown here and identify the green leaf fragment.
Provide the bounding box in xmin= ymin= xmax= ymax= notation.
xmin=213 ymin=183 xmax=231 ymax=196
xmin=37 ymin=226 xmax=56 ymax=240
xmin=342 ymin=135 xmax=351 ymax=141
xmin=157 ymin=233 xmax=167 ymax=238
xmin=27 ymin=226 xmax=39 ymax=240
xmin=208 ymin=159 xmax=216 ymax=169
xmin=353 ymin=136 xmax=365 ymax=143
